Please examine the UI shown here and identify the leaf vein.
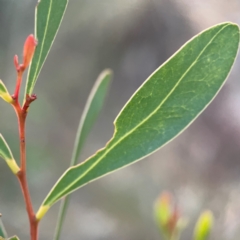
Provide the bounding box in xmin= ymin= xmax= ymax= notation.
xmin=47 ymin=24 xmax=230 ymax=205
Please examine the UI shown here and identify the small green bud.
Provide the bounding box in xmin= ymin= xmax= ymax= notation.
xmin=154 ymin=192 xmax=172 ymax=226
xmin=154 ymin=192 xmax=180 ymax=239
xmin=194 ymin=210 xmax=214 ymax=240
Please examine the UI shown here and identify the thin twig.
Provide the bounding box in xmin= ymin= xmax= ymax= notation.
xmin=12 ymin=70 xmax=38 ymax=240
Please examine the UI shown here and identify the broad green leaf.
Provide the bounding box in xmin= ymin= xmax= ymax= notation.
xmin=53 ymin=69 xmax=112 ymax=240
xmin=194 ymin=211 xmax=214 ymax=240
xmin=25 ymin=0 xmax=68 ymax=96
xmin=0 ymin=134 xmax=20 ymax=174
xmin=8 ymin=236 xmax=19 ymax=240
xmin=37 ymin=22 xmax=240 ymax=219
xmin=0 ymin=216 xmax=7 ymax=238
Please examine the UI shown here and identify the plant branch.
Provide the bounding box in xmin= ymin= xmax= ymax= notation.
xmin=13 ymin=71 xmax=23 ymax=100
xmin=11 ymin=68 xmax=38 ymax=240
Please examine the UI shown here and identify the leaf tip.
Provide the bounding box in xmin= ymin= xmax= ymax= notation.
xmin=0 ymin=80 xmax=13 ymax=103
xmin=0 ymin=134 xmax=20 ymax=174
xmin=22 ymin=34 xmax=38 ymax=70
xmin=99 ymin=68 xmax=113 ymax=83
xmin=103 ymin=68 xmax=113 ymax=76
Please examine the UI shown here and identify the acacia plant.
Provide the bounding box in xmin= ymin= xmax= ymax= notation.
xmin=0 ymin=1 xmax=239 ymax=240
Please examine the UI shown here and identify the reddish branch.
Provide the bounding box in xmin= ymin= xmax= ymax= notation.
xmin=11 ymin=34 xmax=38 ymax=240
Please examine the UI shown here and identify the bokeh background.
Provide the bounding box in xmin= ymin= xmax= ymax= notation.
xmin=0 ymin=0 xmax=240 ymax=239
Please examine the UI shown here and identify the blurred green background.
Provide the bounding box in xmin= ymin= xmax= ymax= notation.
xmin=0 ymin=0 xmax=240 ymax=239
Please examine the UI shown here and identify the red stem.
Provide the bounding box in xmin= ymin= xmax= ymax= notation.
xmin=12 ymin=72 xmax=38 ymax=240
xmin=13 ymin=70 xmax=23 ymax=100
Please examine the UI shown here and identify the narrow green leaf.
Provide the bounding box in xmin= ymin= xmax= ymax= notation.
xmin=0 ymin=215 xmax=7 ymax=238
xmin=37 ymin=22 xmax=240 ymax=218
xmin=0 ymin=135 xmax=20 ymax=174
xmin=70 ymin=69 xmax=112 ymax=167
xmin=25 ymin=0 xmax=68 ymax=96
xmin=53 ymin=69 xmax=112 ymax=239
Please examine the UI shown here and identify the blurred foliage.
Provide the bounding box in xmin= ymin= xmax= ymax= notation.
xmin=154 ymin=192 xmax=213 ymax=240
xmin=194 ymin=211 xmax=213 ymax=240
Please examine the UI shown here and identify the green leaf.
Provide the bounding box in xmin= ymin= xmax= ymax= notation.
xmin=8 ymin=236 xmax=19 ymax=240
xmin=0 ymin=215 xmax=7 ymax=238
xmin=53 ymin=69 xmax=112 ymax=239
xmin=0 ymin=80 xmax=13 ymax=103
xmin=70 ymin=69 xmax=112 ymax=167
xmin=37 ymin=22 xmax=240 ymax=219
xmin=0 ymin=134 xmax=20 ymax=174
xmin=25 ymin=0 xmax=68 ymax=96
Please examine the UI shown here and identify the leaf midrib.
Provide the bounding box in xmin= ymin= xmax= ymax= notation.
xmin=46 ymin=24 xmax=229 ymax=206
